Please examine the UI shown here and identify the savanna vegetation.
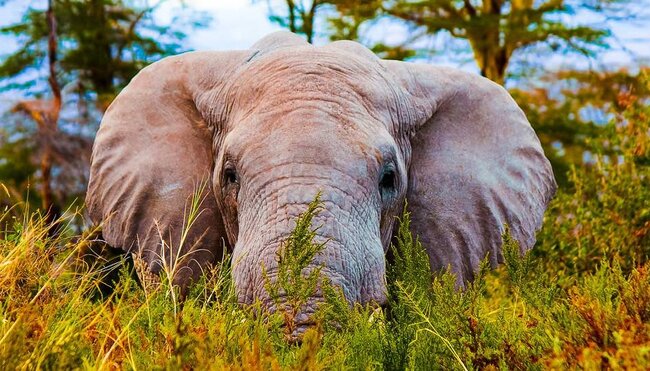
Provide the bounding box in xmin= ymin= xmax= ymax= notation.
xmin=1 ymin=0 xmax=649 ymax=369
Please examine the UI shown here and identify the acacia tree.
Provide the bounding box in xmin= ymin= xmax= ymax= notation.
xmin=266 ymin=1 xmax=632 ymax=84
xmin=385 ymin=0 xmax=619 ymax=84
xmin=1 ymin=0 xmax=193 ymax=109
xmin=0 ymin=0 xmax=203 ymax=213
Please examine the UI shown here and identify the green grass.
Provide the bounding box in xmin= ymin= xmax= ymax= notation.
xmin=0 ymin=79 xmax=648 ymax=370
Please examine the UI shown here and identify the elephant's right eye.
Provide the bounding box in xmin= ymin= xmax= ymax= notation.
xmin=379 ymin=167 xmax=397 ymax=201
xmin=223 ymin=168 xmax=238 ymax=185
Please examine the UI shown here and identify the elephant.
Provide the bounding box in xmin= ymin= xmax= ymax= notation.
xmin=86 ymin=31 xmax=556 ymax=328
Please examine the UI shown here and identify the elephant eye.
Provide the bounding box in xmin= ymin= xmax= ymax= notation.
xmin=379 ymin=168 xmax=396 ymax=199
xmin=223 ymin=168 xmax=238 ymax=186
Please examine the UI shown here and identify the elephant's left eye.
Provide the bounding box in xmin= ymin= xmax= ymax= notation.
xmin=379 ymin=167 xmax=397 ymax=200
xmin=223 ymin=168 xmax=238 ymax=186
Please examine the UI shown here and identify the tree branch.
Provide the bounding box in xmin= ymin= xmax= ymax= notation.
xmin=464 ymin=0 xmax=477 ymax=17
xmin=46 ymin=0 xmax=61 ymax=119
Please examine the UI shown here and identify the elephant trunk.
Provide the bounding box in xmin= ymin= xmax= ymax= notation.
xmin=231 ymin=192 xmax=387 ymax=332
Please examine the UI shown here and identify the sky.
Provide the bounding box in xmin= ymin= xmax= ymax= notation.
xmin=173 ymin=1 xmax=283 ymax=51
xmin=164 ymin=0 xmax=650 ymax=68
xmin=1 ymin=0 xmax=649 ymax=86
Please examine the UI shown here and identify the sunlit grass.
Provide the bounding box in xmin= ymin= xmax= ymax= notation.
xmin=1 ymin=195 xmax=649 ymax=369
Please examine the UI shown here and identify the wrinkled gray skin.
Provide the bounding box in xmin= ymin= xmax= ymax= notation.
xmin=86 ymin=32 xmax=556 ymax=328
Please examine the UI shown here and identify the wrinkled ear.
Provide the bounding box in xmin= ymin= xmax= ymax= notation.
xmin=384 ymin=61 xmax=557 ymax=284
xmin=86 ymin=51 xmax=253 ymax=285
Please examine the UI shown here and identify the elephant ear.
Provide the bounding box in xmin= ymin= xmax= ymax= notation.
xmin=86 ymin=50 xmax=253 ymax=285
xmin=384 ymin=61 xmax=557 ymax=284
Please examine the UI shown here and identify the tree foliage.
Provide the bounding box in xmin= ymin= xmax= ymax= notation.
xmin=0 ymin=0 xmax=203 ymax=213
xmin=261 ymin=0 xmax=417 ymax=60
xmin=386 ymin=0 xmax=616 ymax=84
xmin=265 ymin=1 xmax=632 ymax=83
xmin=1 ymin=0 xmax=198 ymax=107
xmin=512 ymin=67 xmax=650 ymax=186
xmin=262 ymin=0 xmax=328 ymax=43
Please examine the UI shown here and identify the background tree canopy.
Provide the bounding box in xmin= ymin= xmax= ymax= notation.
xmin=0 ymin=0 xmax=206 ymax=217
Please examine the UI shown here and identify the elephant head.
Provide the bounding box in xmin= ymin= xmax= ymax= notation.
xmin=86 ymin=32 xmax=556 ymax=325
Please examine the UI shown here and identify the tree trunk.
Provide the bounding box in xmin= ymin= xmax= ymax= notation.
xmin=303 ymin=1 xmax=318 ymax=43
xmin=473 ymin=45 xmax=508 ymax=85
xmin=287 ymin=0 xmax=297 ymax=33
xmin=468 ymin=0 xmax=509 ymax=84
xmin=43 ymin=0 xmax=62 ymax=222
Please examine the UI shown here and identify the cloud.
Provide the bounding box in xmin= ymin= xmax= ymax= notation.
xmin=164 ymin=0 xmax=283 ymax=50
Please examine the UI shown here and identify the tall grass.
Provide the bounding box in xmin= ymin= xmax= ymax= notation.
xmin=0 ymin=77 xmax=648 ymax=369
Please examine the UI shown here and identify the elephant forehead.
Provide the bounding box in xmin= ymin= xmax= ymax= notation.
xmin=228 ymin=48 xmax=401 ymax=114
xmin=226 ymin=103 xmax=390 ymax=163
xmin=230 ymin=114 xmax=379 ymax=168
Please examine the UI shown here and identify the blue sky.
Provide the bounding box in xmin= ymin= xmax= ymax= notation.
xmin=1 ymin=0 xmax=649 ymax=84
xmin=167 ymin=1 xmax=650 ymax=68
